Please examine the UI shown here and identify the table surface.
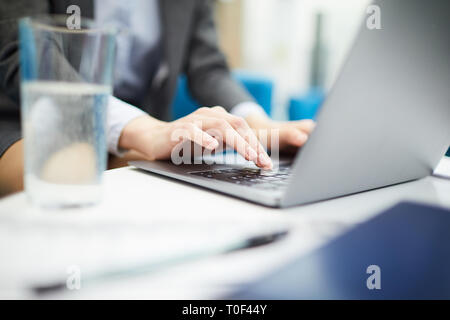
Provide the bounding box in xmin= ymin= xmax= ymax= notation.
xmin=0 ymin=157 xmax=449 ymax=299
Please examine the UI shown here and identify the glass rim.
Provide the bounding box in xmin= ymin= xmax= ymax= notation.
xmin=19 ymin=14 xmax=117 ymax=35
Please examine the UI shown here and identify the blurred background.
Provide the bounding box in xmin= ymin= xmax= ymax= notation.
xmin=173 ymin=0 xmax=372 ymax=121
xmin=213 ymin=0 xmax=371 ymax=120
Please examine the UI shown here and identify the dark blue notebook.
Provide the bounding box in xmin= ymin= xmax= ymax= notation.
xmin=230 ymin=202 xmax=450 ymax=299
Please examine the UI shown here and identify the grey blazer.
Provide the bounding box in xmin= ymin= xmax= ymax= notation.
xmin=0 ymin=0 xmax=253 ymax=156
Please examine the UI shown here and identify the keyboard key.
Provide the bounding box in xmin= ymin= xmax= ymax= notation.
xmin=189 ymin=166 xmax=291 ymax=189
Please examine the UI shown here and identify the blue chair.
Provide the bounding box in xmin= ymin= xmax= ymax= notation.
xmin=288 ymin=88 xmax=324 ymax=121
xmin=232 ymin=70 xmax=273 ymax=116
xmin=171 ymin=71 xmax=273 ymax=120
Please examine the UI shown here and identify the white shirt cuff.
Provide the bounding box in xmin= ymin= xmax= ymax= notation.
xmin=107 ymin=96 xmax=146 ymax=156
xmin=230 ymin=101 xmax=267 ymax=119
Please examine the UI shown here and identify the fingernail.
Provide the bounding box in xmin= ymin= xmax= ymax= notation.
xmin=259 ymin=152 xmax=272 ymax=167
xmin=248 ymin=148 xmax=258 ymax=161
xmin=297 ymin=132 xmax=308 ymax=143
xmin=206 ymin=139 xmax=219 ymax=150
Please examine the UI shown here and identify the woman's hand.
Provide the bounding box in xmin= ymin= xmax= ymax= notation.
xmin=119 ymin=106 xmax=273 ymax=169
xmin=245 ymin=113 xmax=315 ymax=153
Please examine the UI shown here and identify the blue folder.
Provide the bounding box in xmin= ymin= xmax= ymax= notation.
xmin=230 ymin=202 xmax=450 ymax=299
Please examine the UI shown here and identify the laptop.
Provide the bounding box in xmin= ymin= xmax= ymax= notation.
xmin=130 ymin=0 xmax=450 ymax=208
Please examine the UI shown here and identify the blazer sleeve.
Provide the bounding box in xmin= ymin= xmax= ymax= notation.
xmin=184 ymin=0 xmax=255 ymax=112
xmin=0 ymin=1 xmax=50 ymax=106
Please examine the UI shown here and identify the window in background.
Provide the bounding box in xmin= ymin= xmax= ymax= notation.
xmin=215 ymin=0 xmax=371 ymax=120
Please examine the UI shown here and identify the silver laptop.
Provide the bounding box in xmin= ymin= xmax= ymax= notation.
xmin=130 ymin=0 xmax=450 ymax=208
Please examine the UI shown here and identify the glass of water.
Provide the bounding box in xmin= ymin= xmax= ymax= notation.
xmin=19 ymin=16 xmax=116 ymax=208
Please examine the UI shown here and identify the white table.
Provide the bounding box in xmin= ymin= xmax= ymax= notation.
xmin=0 ymin=158 xmax=449 ymax=299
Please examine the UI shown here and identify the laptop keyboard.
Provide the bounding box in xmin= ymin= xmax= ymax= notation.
xmin=189 ymin=166 xmax=291 ymax=190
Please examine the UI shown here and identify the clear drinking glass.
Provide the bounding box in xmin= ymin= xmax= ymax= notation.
xmin=19 ymin=15 xmax=116 ymax=208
